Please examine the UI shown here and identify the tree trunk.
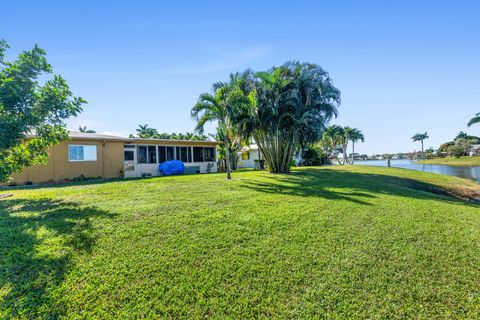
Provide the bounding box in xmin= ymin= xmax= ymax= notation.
xmin=421 ymin=140 xmax=424 ymax=158
xmin=342 ymin=141 xmax=348 ymax=165
xmin=351 ymin=141 xmax=355 ymax=164
xmin=224 ymin=138 xmax=232 ymax=179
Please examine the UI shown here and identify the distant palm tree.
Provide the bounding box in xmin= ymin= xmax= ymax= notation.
xmin=136 ymin=124 xmax=158 ymax=138
xmin=78 ymin=125 xmax=96 ymax=133
xmin=348 ymin=128 xmax=365 ymax=164
xmin=411 ymin=132 xmax=429 ymax=157
xmin=468 ymin=112 xmax=480 ymax=127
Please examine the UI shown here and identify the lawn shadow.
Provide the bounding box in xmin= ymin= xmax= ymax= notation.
xmin=0 ymin=198 xmax=115 ymax=318
xmin=240 ymin=168 xmax=480 ymax=207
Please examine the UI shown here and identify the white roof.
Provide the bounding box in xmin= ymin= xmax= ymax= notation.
xmin=28 ymin=131 xmax=221 ymax=144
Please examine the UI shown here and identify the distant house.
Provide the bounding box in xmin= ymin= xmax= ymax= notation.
xmin=238 ymin=144 xmax=303 ymax=168
xmin=238 ymin=144 xmax=261 ymax=168
xmin=470 ymin=144 xmax=480 ymax=156
xmin=7 ymin=132 xmax=221 ymax=185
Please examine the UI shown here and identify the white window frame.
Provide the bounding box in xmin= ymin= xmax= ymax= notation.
xmin=68 ymin=144 xmax=98 ymax=162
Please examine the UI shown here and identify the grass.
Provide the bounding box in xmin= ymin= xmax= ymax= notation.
xmin=417 ymin=156 xmax=480 ymax=166
xmin=1 ymin=166 xmax=480 ymax=319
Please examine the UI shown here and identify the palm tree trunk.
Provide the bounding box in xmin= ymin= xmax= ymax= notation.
xmin=342 ymin=141 xmax=348 ymax=165
xmin=351 ymin=141 xmax=355 ymax=164
xmin=224 ymin=138 xmax=232 ymax=179
xmin=421 ymin=140 xmax=424 ymax=158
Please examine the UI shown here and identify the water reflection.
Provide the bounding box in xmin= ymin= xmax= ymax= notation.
xmin=354 ymin=159 xmax=480 ymax=183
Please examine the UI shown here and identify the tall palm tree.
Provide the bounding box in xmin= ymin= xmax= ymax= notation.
xmin=468 ymin=112 xmax=480 ymax=127
xmin=192 ymin=82 xmax=249 ymax=179
xmin=411 ymin=132 xmax=429 ymax=157
xmin=348 ymin=128 xmax=365 ymax=164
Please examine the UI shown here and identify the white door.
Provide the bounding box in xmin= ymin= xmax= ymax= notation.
xmin=124 ymin=146 xmax=136 ymax=178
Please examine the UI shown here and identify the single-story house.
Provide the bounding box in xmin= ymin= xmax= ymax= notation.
xmin=238 ymin=144 xmax=303 ymax=168
xmin=7 ymin=132 xmax=221 ymax=185
xmin=238 ymin=144 xmax=262 ymax=168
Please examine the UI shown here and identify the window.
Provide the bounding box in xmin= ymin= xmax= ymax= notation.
xmin=204 ymin=147 xmax=215 ymax=162
xmin=137 ymin=146 xmax=147 ymax=163
xmin=124 ymin=151 xmax=134 ymax=161
xmin=193 ymin=147 xmax=203 ymax=162
xmin=68 ymin=145 xmax=97 ymax=161
xmin=175 ymin=146 xmax=190 ymax=162
xmin=148 ymin=146 xmax=157 ymax=163
xmin=138 ymin=146 xmax=157 ymax=163
xmin=193 ymin=147 xmax=216 ymax=162
xmin=242 ymin=152 xmax=250 ymax=160
xmin=166 ymin=146 xmax=174 ymax=161
xmin=158 ymin=146 xmax=166 ymax=163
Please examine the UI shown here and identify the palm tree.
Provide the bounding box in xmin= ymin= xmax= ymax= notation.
xmin=235 ymin=62 xmax=340 ymax=173
xmin=468 ymin=113 xmax=480 ymax=127
xmin=135 ymin=124 xmax=158 ymax=138
xmin=342 ymin=126 xmax=353 ymax=164
xmin=411 ymin=132 xmax=429 ymax=157
xmin=78 ymin=125 xmax=96 ymax=133
xmin=192 ymin=81 xmax=249 ymax=179
xmin=321 ymin=125 xmax=345 ymax=164
xmin=348 ymin=128 xmax=365 ymax=164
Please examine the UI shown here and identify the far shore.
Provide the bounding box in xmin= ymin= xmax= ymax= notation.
xmin=416 ymin=156 xmax=480 ymax=167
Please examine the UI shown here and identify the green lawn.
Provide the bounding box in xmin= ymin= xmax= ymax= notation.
xmin=1 ymin=166 xmax=480 ymax=319
xmin=417 ymin=156 xmax=480 ymax=166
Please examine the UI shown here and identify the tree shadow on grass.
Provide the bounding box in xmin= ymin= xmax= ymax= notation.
xmin=0 ymin=198 xmax=115 ymax=318
xmin=239 ymin=168 xmax=480 ymax=207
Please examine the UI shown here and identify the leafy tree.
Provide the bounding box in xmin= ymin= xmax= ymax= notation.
xmin=467 ymin=112 xmax=480 ymax=127
xmin=447 ymin=138 xmax=473 ymax=158
xmin=454 ymin=131 xmax=479 ymax=143
xmin=0 ymin=39 xmax=85 ymax=182
xmin=302 ymin=145 xmax=327 ymax=166
xmin=78 ymin=125 xmax=96 ymax=133
xmin=411 ymin=132 xmax=429 ymax=157
xmin=236 ymin=62 xmax=340 ymax=173
xmin=455 ymin=131 xmax=468 ymax=140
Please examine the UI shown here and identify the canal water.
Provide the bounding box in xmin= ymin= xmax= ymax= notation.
xmin=354 ymin=159 xmax=480 ymax=183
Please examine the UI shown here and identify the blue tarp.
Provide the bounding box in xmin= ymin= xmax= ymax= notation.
xmin=160 ymin=160 xmax=185 ymax=176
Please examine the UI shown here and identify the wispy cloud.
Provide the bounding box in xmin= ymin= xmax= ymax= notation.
xmin=63 ymin=45 xmax=274 ymax=78
xmin=165 ymin=45 xmax=274 ymax=76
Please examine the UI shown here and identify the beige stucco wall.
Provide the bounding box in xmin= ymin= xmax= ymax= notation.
xmin=7 ymin=139 xmax=124 ymax=185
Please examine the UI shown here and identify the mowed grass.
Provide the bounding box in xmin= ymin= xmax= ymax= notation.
xmin=1 ymin=166 xmax=480 ymax=319
xmin=418 ymin=156 xmax=480 ymax=166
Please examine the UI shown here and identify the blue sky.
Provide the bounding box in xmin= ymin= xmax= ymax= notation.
xmin=2 ymin=0 xmax=479 ymax=154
